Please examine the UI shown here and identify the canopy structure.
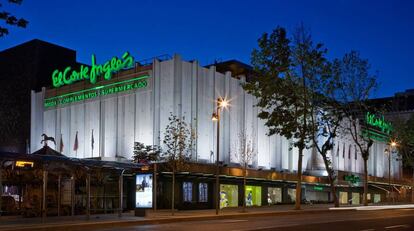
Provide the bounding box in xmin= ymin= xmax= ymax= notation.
xmin=0 ymin=145 xmax=145 ymax=174
xmin=0 ymin=146 xmax=147 ymax=218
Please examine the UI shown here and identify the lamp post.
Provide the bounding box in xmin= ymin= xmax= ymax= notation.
xmin=385 ymin=141 xmax=397 ymax=204
xmin=212 ymin=97 xmax=227 ymax=215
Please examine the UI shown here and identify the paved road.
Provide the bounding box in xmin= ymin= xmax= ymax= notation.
xmin=94 ymin=209 xmax=414 ymax=231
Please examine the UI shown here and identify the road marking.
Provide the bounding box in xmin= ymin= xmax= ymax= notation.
xmin=385 ymin=224 xmax=410 ymax=229
xmin=218 ymin=219 xmax=248 ymax=223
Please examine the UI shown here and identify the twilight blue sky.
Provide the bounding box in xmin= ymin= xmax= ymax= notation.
xmin=1 ymin=0 xmax=413 ymax=98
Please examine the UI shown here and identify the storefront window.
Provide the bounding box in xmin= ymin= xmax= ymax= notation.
xmin=199 ymin=183 xmax=208 ymax=202
xmin=220 ymin=184 xmax=238 ymax=208
xmin=245 ymin=185 xmax=262 ymax=206
xmin=374 ymin=194 xmax=381 ymax=203
xmin=351 ymin=192 xmax=360 ymax=205
xmin=183 ymin=182 xmax=192 ymax=202
xmin=267 ymin=187 xmax=282 ymax=205
xmin=339 ymin=191 xmax=348 ymax=204
xmin=287 ymin=188 xmax=296 ymax=202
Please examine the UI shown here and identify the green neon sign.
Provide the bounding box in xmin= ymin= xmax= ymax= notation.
xmin=344 ymin=175 xmax=360 ymax=184
xmin=44 ymin=75 xmax=149 ymax=108
xmin=313 ymin=186 xmax=323 ymax=191
xmin=362 ymin=129 xmax=389 ymax=142
xmin=52 ymin=51 xmax=134 ymax=88
xmin=366 ymin=112 xmax=392 ymax=135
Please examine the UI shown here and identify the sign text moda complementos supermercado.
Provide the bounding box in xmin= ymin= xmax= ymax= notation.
xmin=52 ymin=51 xmax=134 ymax=88
xmin=44 ymin=75 xmax=149 ymax=108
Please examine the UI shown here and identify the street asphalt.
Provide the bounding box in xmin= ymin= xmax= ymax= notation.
xmin=94 ymin=208 xmax=414 ymax=231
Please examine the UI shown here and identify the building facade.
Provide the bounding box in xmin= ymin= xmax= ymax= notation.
xmin=30 ymin=53 xmax=409 ymax=209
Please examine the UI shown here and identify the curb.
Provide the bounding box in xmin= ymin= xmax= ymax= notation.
xmin=0 ymin=209 xmax=351 ymax=231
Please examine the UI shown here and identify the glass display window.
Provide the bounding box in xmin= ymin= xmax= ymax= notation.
xmin=220 ymin=184 xmax=238 ymax=208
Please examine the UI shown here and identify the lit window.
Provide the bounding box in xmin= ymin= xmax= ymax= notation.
xmin=183 ymin=182 xmax=192 ymax=202
xmin=199 ymin=183 xmax=208 ymax=202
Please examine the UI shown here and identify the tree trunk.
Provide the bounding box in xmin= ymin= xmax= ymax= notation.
xmin=321 ymin=154 xmax=339 ymax=207
xmin=412 ymin=168 xmax=414 ymax=203
xmin=243 ymin=164 xmax=247 ymax=213
xmin=363 ymin=159 xmax=368 ymax=206
xmin=295 ymin=147 xmax=303 ymax=210
xmin=171 ymin=170 xmax=175 ymax=216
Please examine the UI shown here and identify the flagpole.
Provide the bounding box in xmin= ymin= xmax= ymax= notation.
xmin=74 ymin=131 xmax=79 ymax=158
xmin=91 ymin=129 xmax=94 ymax=158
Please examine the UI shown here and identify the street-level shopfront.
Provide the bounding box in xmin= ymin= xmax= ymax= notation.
xmin=0 ymin=146 xmax=146 ymax=217
xmin=152 ymin=162 xmax=335 ymax=210
xmin=151 ymin=163 xmax=412 ymax=210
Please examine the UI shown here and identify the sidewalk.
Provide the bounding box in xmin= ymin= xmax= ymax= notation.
xmin=0 ymin=204 xmax=359 ymax=231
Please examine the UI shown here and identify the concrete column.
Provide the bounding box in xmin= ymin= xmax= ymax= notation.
xmin=57 ymin=174 xmax=61 ymax=216
xmin=71 ymin=174 xmax=75 ymax=216
xmin=152 ymin=59 xmax=161 ymax=147
xmin=86 ymin=174 xmax=91 ymax=220
xmin=153 ymin=163 xmax=157 ymax=211
xmin=42 ymin=170 xmax=48 ymax=221
xmin=118 ymin=170 xmax=124 ymax=217
xmin=191 ymin=61 xmax=198 ymax=161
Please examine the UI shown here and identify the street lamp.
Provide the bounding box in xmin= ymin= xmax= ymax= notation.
xmin=212 ymin=97 xmax=228 ymax=215
xmin=385 ymin=141 xmax=398 ymax=204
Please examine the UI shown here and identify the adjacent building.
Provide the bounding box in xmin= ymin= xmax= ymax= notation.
xmin=0 ymin=39 xmax=80 ymax=153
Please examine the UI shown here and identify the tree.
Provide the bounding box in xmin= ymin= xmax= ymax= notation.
xmin=161 ymin=113 xmax=194 ymax=215
xmin=232 ymin=131 xmax=256 ymax=212
xmin=0 ymin=0 xmax=29 ymax=37
xmin=307 ymin=61 xmax=343 ymax=207
xmin=132 ymin=142 xmax=161 ymax=164
xmin=333 ymin=51 xmax=378 ymax=206
xmin=244 ymin=25 xmax=325 ymax=210
xmin=392 ymin=114 xmax=414 ymax=202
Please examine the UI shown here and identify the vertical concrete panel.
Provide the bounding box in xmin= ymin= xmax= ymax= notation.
xmin=269 ymin=135 xmax=277 ymax=169
xmin=181 ymin=62 xmax=192 ymax=125
xmin=153 ymin=60 xmax=161 ymax=146
xmin=103 ymin=98 xmax=117 ymax=158
xmin=159 ymin=59 xmax=174 ymax=149
xmin=173 ymin=55 xmax=182 ymax=117
xmin=207 ymin=67 xmax=215 ymax=163
xmin=70 ymin=104 xmax=85 ymax=158
xmin=43 ymin=109 xmax=56 ymax=149
xmin=245 ymin=93 xmax=258 ymax=167
xmin=116 ymin=96 xmax=124 ymax=158
xmin=291 ymin=146 xmax=298 ymax=171
xmin=229 ymin=77 xmax=243 ymax=164
xmin=368 ymin=145 xmax=374 ymax=176
xmin=257 ymin=117 xmax=269 ymax=168
xmin=191 ymin=61 xmax=198 ymax=160
xmin=120 ymin=94 xmax=135 ymax=159
xmin=55 ymin=109 xmax=61 ymax=152
xmin=135 ymin=88 xmax=153 ymax=146
xmin=31 ymin=90 xmax=45 ymax=152
xmin=215 ymin=72 xmax=226 ymax=163
xmin=223 ymin=72 xmax=231 ymax=164
xmin=281 ymin=136 xmax=289 ymax=170
xmin=59 ymin=107 xmax=70 ymax=156
xmin=196 ymin=67 xmax=213 ymax=162
xmin=84 ymin=100 xmax=100 ymax=158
